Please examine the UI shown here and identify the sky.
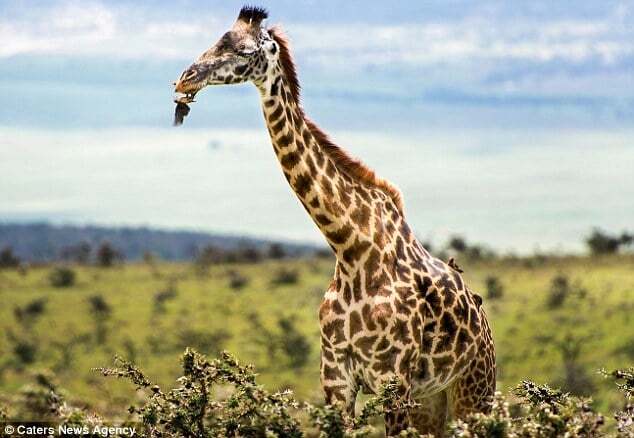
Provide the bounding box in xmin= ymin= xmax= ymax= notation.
xmin=1 ymin=0 xmax=633 ymax=253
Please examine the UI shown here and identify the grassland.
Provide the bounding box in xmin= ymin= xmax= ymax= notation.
xmin=0 ymin=255 xmax=632 ymax=418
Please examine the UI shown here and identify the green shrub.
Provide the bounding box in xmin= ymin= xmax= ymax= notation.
xmin=4 ymin=348 xmax=633 ymax=438
xmin=14 ymin=298 xmax=48 ymax=323
xmin=272 ymin=268 xmax=299 ymax=286
xmin=0 ymin=246 xmax=21 ymax=268
xmin=485 ymin=276 xmax=505 ymax=300
xmin=547 ymin=274 xmax=570 ymax=308
xmin=49 ymin=267 xmax=76 ymax=288
xmin=153 ymin=283 xmax=178 ymax=313
xmin=227 ymin=269 xmax=249 ymax=290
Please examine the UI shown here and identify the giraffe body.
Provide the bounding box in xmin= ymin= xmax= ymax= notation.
xmin=174 ymin=7 xmax=495 ymax=435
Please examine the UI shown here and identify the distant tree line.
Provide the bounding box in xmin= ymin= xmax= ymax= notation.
xmin=2 ymin=227 xmax=632 ymax=270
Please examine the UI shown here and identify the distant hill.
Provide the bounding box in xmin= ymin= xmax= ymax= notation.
xmin=0 ymin=222 xmax=320 ymax=262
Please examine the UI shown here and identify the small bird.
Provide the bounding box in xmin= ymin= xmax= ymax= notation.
xmin=174 ymin=101 xmax=190 ymax=126
xmin=173 ymin=93 xmax=196 ymax=126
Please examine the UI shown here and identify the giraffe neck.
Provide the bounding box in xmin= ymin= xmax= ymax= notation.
xmin=256 ymin=65 xmax=382 ymax=261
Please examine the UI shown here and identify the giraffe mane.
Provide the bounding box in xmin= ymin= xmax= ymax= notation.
xmin=267 ymin=26 xmax=405 ymax=214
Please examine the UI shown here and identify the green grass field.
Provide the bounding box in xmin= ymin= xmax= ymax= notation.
xmin=1 ymin=255 xmax=632 ymax=418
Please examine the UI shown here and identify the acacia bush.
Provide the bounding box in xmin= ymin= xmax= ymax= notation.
xmin=485 ymin=275 xmax=505 ymax=300
xmin=2 ymin=350 xmax=632 ymax=437
xmin=271 ymin=268 xmax=300 ymax=286
xmin=49 ymin=266 xmax=76 ymax=288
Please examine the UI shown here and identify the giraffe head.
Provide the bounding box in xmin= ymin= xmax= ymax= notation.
xmin=174 ymin=6 xmax=278 ymax=98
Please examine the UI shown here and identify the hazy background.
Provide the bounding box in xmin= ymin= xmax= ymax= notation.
xmin=1 ymin=0 xmax=633 ymax=253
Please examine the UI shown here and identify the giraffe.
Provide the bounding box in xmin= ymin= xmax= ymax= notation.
xmin=174 ymin=6 xmax=496 ymax=436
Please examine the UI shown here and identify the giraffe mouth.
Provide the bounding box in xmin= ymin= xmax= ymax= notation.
xmin=174 ymin=91 xmax=197 ymax=104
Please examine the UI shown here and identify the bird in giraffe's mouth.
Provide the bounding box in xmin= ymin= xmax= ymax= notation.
xmin=173 ymin=91 xmax=197 ymax=126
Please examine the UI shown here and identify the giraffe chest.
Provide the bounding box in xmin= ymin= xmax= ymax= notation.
xmin=319 ymin=285 xmax=421 ymax=393
xmin=319 ymin=267 xmax=484 ymax=396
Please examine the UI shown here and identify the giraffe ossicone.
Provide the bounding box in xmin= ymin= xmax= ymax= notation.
xmin=175 ymin=6 xmax=496 ymax=436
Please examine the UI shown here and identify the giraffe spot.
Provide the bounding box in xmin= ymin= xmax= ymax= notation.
xmin=342 ymin=238 xmax=371 ymax=265
xmin=356 ymin=186 xmax=371 ymax=204
xmin=315 ymin=214 xmax=332 ymax=226
xmin=350 ymin=203 xmax=371 ymax=234
xmin=443 ymin=288 xmax=456 ymax=308
xmin=373 ymin=345 xmax=400 ymax=374
xmin=432 ymin=354 xmax=453 ymax=380
xmin=321 ymin=177 xmax=334 ymax=198
xmin=353 ymin=274 xmax=362 ymax=302
xmin=390 ymin=318 xmax=412 ymax=344
xmin=410 ymin=313 xmax=422 ymax=340
xmin=322 ymin=347 xmax=334 ymax=362
xmin=267 ymin=104 xmax=283 ymax=122
xmin=395 ymin=236 xmax=406 ymax=260
xmin=280 ymin=151 xmax=300 ymax=169
xmin=319 ymin=300 xmax=331 ymax=321
xmin=373 ymin=226 xmax=385 ymax=249
xmin=322 ymin=319 xmax=345 ymax=345
xmin=440 ymin=311 xmax=458 ymax=338
xmin=354 ymin=335 xmax=377 ymax=357
xmin=314 ymin=148 xmax=325 ymax=167
xmin=472 ymin=293 xmax=483 ymax=308
xmin=325 ymin=160 xmax=336 ymax=178
xmin=454 ymin=329 xmax=473 ymax=356
xmin=302 ymin=128 xmax=311 ymax=146
xmin=337 ymin=179 xmax=351 ymax=207
xmin=278 ymin=132 xmax=294 ymax=149
xmin=362 ymin=304 xmax=377 ymax=331
xmin=308 ymin=197 xmax=320 ymax=209
xmin=396 ymin=262 xmax=411 ymax=282
xmin=303 ymin=152 xmax=317 ymax=175
xmin=322 ymin=197 xmax=345 ymax=217
xmin=270 ymin=117 xmax=285 ymax=135
xmin=469 ymin=307 xmax=481 ymax=334
xmin=264 ymin=99 xmax=276 ymax=108
xmin=385 ymin=221 xmax=396 ymax=237
xmin=292 ymin=111 xmax=302 ymax=126
xmin=452 ymin=271 xmax=464 ymax=291
xmin=455 ymin=295 xmax=469 ymax=323
xmin=343 ymin=283 xmax=352 ymax=305
xmin=417 ymin=357 xmax=430 ymax=380
xmin=292 ymin=172 xmax=313 ymax=198
xmin=349 ymin=311 xmax=363 ymax=338
xmin=398 ymin=347 xmax=414 ymax=375
xmin=270 ymin=76 xmax=281 ymax=96
xmin=394 ymin=296 xmax=412 ymax=316
xmin=371 ymin=303 xmax=392 ymax=329
xmin=323 ymin=385 xmax=348 ymax=404
xmin=323 ymin=364 xmax=344 ymax=380
xmin=332 ymin=300 xmax=346 ymax=315
xmin=399 ymin=220 xmax=411 ymax=239
xmin=376 ymin=336 xmax=390 ymax=351
xmin=422 ymin=321 xmax=436 ymax=354
xmin=364 ymin=247 xmax=380 ymax=272
xmin=325 ymin=223 xmax=353 ymax=245
xmin=425 ymin=288 xmax=443 ymax=316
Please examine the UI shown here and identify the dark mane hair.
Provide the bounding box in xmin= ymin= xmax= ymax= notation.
xmin=267 ymin=26 xmax=404 ymax=214
xmin=238 ymin=6 xmax=268 ymax=23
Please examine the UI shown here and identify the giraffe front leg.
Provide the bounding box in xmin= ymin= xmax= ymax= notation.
xmin=383 ymin=379 xmax=413 ymax=437
xmin=320 ymin=344 xmax=357 ymax=417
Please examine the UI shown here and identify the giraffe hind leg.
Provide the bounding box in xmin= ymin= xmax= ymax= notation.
xmin=409 ymin=390 xmax=448 ymax=438
xmin=448 ymin=338 xmax=496 ymax=419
